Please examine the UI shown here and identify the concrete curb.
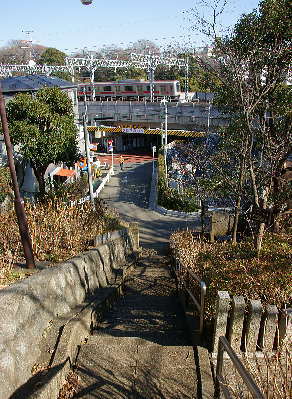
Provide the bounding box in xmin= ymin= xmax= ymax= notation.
xmin=0 ymin=224 xmax=140 ymax=399
xmin=148 ymin=167 xmax=200 ymax=219
xmin=195 ymin=346 xmax=215 ymax=398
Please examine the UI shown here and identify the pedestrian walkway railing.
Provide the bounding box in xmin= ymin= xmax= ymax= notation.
xmin=174 ymin=259 xmax=206 ymax=334
xmin=216 ymin=336 xmax=265 ymax=399
xmin=94 ymin=166 xmax=114 ymax=197
xmin=70 ymin=166 xmax=114 ymax=206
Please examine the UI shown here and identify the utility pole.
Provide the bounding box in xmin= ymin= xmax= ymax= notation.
xmin=82 ymin=114 xmax=95 ymax=205
xmin=185 ymin=56 xmax=189 ymax=102
xmin=0 ymin=84 xmax=35 ymax=269
xmin=82 ymin=101 xmax=95 ymax=205
xmin=161 ymin=98 xmax=168 ymax=182
xmin=21 ymin=30 xmax=34 ymax=63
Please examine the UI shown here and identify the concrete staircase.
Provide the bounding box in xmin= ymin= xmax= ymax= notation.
xmin=73 ymin=252 xmax=197 ymax=398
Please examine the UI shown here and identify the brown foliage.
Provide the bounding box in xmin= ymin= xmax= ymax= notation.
xmin=222 ymin=343 xmax=292 ymax=399
xmin=170 ymin=231 xmax=292 ymax=320
xmin=0 ymin=199 xmax=120 ymax=286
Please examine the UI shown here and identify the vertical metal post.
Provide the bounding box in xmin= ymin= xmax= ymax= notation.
xmin=152 ymin=145 xmax=156 ymax=175
xmin=207 ymin=100 xmax=212 ymax=133
xmin=161 ymin=98 xmax=168 ymax=182
xmin=90 ymin=67 xmax=95 ymax=101
xmin=185 ymin=57 xmax=189 ymax=102
xmin=149 ymin=67 xmax=155 ymax=103
xmin=111 ymin=149 xmax=114 ymax=174
xmin=82 ymin=114 xmax=95 ymax=205
xmin=0 ymin=85 xmax=35 ymax=269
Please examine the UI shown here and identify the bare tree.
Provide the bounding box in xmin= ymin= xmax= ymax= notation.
xmin=186 ymin=0 xmax=291 ymax=252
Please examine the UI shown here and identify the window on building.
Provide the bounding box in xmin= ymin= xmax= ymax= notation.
xmin=125 ymin=86 xmax=134 ymax=92
xmin=103 ymin=86 xmax=112 ymax=91
xmin=160 ymin=85 xmax=168 ymax=94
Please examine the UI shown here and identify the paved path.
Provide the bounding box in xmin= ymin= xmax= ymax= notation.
xmin=74 ymin=253 xmax=197 ymax=398
xmin=71 ymin=159 xmax=203 ymax=398
xmin=99 ymin=160 xmax=200 ymax=254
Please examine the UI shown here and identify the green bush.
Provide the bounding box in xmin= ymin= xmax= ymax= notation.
xmin=157 ymin=154 xmax=199 ymax=212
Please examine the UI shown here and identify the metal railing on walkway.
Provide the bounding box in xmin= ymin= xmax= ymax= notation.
xmin=174 ymin=258 xmax=206 ymax=334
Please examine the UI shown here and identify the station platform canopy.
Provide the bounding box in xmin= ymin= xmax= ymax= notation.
xmin=87 ymin=125 xmax=207 ymax=138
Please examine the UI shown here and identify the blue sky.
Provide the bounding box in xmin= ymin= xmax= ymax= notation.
xmin=0 ymin=0 xmax=260 ymax=54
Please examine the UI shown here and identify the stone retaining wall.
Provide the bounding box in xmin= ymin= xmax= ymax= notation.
xmin=0 ymin=223 xmax=139 ymax=399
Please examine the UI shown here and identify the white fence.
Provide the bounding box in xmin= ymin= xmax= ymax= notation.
xmin=70 ymin=166 xmax=114 ymax=207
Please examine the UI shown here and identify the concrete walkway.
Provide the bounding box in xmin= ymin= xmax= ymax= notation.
xmin=74 ymin=252 xmax=197 ymax=398
xmin=99 ymin=161 xmax=201 ymax=254
xmin=71 ymin=161 xmax=207 ymax=398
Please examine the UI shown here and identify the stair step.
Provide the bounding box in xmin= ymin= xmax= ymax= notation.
xmin=75 ymin=340 xmax=197 ymax=398
xmin=71 ymin=254 xmax=198 ymax=397
xmin=92 ymin=329 xmax=190 ymax=346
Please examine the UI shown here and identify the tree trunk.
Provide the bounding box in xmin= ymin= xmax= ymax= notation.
xmin=232 ymin=198 xmax=241 ymax=245
xmin=256 ymin=221 xmax=265 ymax=255
xmin=32 ymin=164 xmax=48 ymax=198
xmin=232 ymin=148 xmax=247 ymax=245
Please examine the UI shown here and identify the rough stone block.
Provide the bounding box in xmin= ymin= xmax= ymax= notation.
xmin=212 ymin=291 xmax=230 ymax=353
xmin=278 ymin=307 xmax=292 ymax=347
xmin=0 ymin=227 xmax=136 ymax=399
xmin=228 ymin=296 xmax=246 ymax=353
xmin=209 ymin=211 xmax=234 ymax=237
xmin=260 ymin=305 xmax=278 ymax=352
xmin=244 ymin=300 xmax=263 ymax=353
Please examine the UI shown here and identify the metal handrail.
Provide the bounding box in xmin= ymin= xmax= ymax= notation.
xmin=176 ymin=259 xmax=206 ymax=334
xmin=216 ymin=336 xmax=265 ymax=399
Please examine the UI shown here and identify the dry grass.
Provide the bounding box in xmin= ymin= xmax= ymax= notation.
xmin=0 ymin=199 xmax=120 ymax=286
xmin=221 ymin=342 xmax=292 ymax=398
xmin=170 ymin=230 xmax=292 ymax=320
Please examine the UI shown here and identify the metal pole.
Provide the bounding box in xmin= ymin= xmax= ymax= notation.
xmin=207 ymin=100 xmax=212 ymax=133
xmin=82 ymin=114 xmax=95 ymax=205
xmin=0 ymin=85 xmax=35 ymax=268
xmin=111 ymin=148 xmax=114 ymax=174
xmin=164 ymin=100 xmax=168 ymax=182
xmin=185 ymin=57 xmax=189 ymax=102
xmin=90 ymin=67 xmax=95 ymax=101
xmin=152 ymin=145 xmax=156 ymax=175
xmin=149 ymin=67 xmax=155 ymax=103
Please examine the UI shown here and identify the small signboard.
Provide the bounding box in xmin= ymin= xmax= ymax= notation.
xmin=122 ymin=128 xmax=145 ymax=134
xmin=108 ymin=139 xmax=113 ymax=152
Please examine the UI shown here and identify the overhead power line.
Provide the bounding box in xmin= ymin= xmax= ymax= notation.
xmin=0 ymin=53 xmax=189 ymax=100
